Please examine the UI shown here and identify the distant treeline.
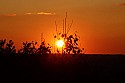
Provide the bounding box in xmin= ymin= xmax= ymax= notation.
xmin=0 ymin=35 xmax=84 ymax=55
xmin=0 ymin=39 xmax=51 ymax=55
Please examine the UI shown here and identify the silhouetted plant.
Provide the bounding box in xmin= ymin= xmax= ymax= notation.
xmin=64 ymin=33 xmax=83 ymax=54
xmin=18 ymin=41 xmax=51 ymax=55
xmin=54 ymin=13 xmax=84 ymax=54
xmin=0 ymin=39 xmax=16 ymax=55
xmin=18 ymin=41 xmax=37 ymax=54
xmin=54 ymin=32 xmax=83 ymax=54
xmin=0 ymin=39 xmax=6 ymax=54
xmin=5 ymin=40 xmax=16 ymax=54
xmin=37 ymin=41 xmax=51 ymax=54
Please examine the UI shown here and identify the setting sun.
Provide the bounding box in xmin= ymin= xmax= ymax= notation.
xmin=56 ymin=40 xmax=64 ymax=48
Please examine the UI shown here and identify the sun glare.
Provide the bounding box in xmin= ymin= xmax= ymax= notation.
xmin=56 ymin=40 xmax=64 ymax=48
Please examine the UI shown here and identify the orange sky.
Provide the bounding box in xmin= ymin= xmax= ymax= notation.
xmin=0 ymin=0 xmax=125 ymax=54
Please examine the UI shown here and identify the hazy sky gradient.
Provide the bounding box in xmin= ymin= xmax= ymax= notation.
xmin=0 ymin=0 xmax=125 ymax=54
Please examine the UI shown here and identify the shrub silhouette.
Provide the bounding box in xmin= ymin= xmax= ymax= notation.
xmin=18 ymin=41 xmax=51 ymax=55
xmin=54 ymin=13 xmax=84 ymax=54
xmin=0 ymin=39 xmax=6 ymax=54
xmin=54 ymin=31 xmax=83 ymax=54
xmin=18 ymin=41 xmax=37 ymax=54
xmin=5 ymin=40 xmax=16 ymax=54
xmin=0 ymin=39 xmax=16 ymax=55
xmin=64 ymin=33 xmax=82 ymax=54
xmin=37 ymin=41 xmax=51 ymax=54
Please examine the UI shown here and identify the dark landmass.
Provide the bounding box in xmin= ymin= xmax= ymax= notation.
xmin=0 ymin=54 xmax=125 ymax=83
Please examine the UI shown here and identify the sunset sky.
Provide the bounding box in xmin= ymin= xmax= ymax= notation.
xmin=0 ymin=0 xmax=125 ymax=54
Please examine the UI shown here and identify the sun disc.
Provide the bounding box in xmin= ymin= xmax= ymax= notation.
xmin=56 ymin=40 xmax=64 ymax=47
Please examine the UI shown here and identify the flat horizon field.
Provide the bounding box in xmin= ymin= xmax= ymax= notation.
xmin=0 ymin=54 xmax=125 ymax=83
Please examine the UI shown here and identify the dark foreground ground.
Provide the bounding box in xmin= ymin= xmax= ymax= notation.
xmin=0 ymin=54 xmax=125 ymax=83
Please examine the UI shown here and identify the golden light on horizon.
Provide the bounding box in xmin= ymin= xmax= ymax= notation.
xmin=56 ymin=40 xmax=64 ymax=48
